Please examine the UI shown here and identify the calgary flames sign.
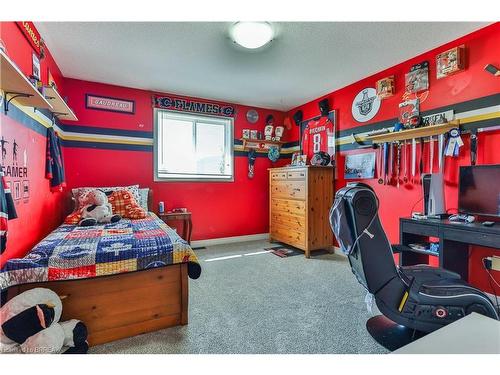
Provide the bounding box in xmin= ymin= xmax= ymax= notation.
xmin=16 ymin=22 xmax=42 ymax=55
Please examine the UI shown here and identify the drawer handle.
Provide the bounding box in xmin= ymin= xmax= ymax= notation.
xmin=292 ymin=188 xmax=301 ymax=192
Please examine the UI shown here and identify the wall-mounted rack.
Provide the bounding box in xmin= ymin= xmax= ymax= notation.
xmin=43 ymin=85 xmax=78 ymax=121
xmin=367 ymin=121 xmax=459 ymax=144
xmin=241 ymin=138 xmax=284 ymax=152
xmin=0 ymin=49 xmax=52 ymax=115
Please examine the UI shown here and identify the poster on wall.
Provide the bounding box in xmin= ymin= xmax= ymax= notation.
xmin=344 ymin=152 xmax=376 ymax=179
xmin=153 ymin=95 xmax=236 ymax=117
xmin=85 ymin=94 xmax=135 ymax=114
xmin=351 ymin=88 xmax=381 ymax=123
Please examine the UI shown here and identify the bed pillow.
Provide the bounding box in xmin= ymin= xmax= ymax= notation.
xmin=72 ymin=185 xmax=140 ymax=209
xmin=138 ymin=188 xmax=150 ymax=211
xmin=108 ymin=189 xmax=147 ymax=219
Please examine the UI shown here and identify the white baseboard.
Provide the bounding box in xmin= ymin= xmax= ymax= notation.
xmin=191 ymin=233 xmax=269 ymax=248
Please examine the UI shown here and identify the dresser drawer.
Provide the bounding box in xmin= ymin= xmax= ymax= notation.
xmin=271 ymin=211 xmax=306 ymax=233
xmin=271 ymin=180 xmax=306 ymax=200
xmin=270 ymin=225 xmax=306 ymax=249
xmin=271 ymin=171 xmax=287 ymax=180
xmin=287 ymin=169 xmax=306 ymax=180
xmin=270 ymin=199 xmax=306 ymax=217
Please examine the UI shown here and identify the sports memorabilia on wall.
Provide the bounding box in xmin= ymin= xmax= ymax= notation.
xmin=344 ymin=152 xmax=376 ymax=179
xmin=351 ymin=88 xmax=381 ymax=122
xmin=405 ymin=61 xmax=429 ymax=93
xmin=274 ymin=126 xmax=284 ymax=141
xmin=153 ymin=95 xmax=235 ymax=117
xmin=242 ymin=129 xmax=250 ymax=139
xmin=291 ymin=153 xmax=306 ymax=167
xmin=250 ymin=130 xmax=258 ymax=140
xmin=86 ymin=94 xmax=135 ymax=114
xmin=32 ymin=53 xmax=40 ymax=81
xmin=376 ymin=76 xmax=395 ymax=99
xmin=436 ymin=45 xmax=466 ymax=79
xmin=268 ymin=146 xmax=280 ymax=162
xmin=398 ymin=99 xmax=420 ymax=126
xmin=301 ymin=112 xmax=336 ymax=165
xmin=248 ymin=149 xmax=256 ymax=179
xmin=264 ymin=124 xmax=274 ymax=140
xmin=16 ymin=22 xmax=43 ymax=56
xmin=246 ymin=109 xmax=259 ymax=123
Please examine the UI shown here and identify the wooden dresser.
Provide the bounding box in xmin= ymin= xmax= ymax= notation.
xmin=269 ymin=166 xmax=334 ymax=257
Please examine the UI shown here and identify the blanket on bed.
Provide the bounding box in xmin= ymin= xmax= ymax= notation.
xmin=0 ymin=213 xmax=201 ymax=292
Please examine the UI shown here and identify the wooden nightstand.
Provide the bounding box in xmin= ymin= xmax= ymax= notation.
xmin=158 ymin=211 xmax=193 ymax=245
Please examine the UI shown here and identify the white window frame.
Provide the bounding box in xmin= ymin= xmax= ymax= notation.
xmin=154 ymin=109 xmax=234 ymax=182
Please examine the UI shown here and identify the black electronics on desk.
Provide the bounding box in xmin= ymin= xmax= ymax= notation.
xmin=459 ymin=164 xmax=500 ymax=218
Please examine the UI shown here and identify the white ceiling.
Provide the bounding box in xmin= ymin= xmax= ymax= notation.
xmin=36 ymin=22 xmax=489 ymax=111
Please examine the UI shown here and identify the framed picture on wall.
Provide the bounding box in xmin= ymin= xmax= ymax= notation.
xmin=32 ymin=53 xmax=41 ymax=81
xmin=436 ymin=45 xmax=466 ymax=79
xmin=344 ymin=152 xmax=376 ymax=179
xmin=85 ymin=94 xmax=135 ymax=114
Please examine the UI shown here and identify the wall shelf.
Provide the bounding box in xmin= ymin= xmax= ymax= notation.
xmin=0 ymin=49 xmax=52 ymax=114
xmin=241 ymin=138 xmax=284 ymax=152
xmin=367 ymin=121 xmax=459 ymax=144
xmin=43 ymin=85 xmax=78 ymax=121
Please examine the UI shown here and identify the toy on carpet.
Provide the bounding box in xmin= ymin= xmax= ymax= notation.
xmin=0 ymin=288 xmax=88 ymax=354
xmin=79 ymin=189 xmax=121 ymax=226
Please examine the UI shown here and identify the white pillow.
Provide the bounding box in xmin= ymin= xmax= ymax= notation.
xmin=138 ymin=188 xmax=150 ymax=211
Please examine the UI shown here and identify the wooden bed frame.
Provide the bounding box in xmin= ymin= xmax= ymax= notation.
xmin=5 ymin=189 xmax=190 ymax=346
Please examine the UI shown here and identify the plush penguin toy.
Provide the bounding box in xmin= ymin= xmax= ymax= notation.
xmin=0 ymin=288 xmax=88 ymax=354
xmin=79 ymin=189 xmax=121 ymax=227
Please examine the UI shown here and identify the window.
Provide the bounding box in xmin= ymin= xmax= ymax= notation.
xmin=154 ymin=110 xmax=234 ymax=181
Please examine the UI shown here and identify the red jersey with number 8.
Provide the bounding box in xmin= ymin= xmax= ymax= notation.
xmin=301 ymin=117 xmax=334 ymax=162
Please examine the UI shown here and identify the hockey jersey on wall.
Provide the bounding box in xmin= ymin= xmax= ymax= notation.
xmin=301 ymin=116 xmax=335 ymax=163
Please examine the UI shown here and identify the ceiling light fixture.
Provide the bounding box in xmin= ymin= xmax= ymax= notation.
xmin=230 ymin=22 xmax=274 ymax=49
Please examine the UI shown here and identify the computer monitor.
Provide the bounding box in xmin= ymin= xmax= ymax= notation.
xmin=459 ymin=164 xmax=500 ymax=217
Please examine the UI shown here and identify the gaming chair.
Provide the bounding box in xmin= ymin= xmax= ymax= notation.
xmin=330 ymin=183 xmax=499 ymax=350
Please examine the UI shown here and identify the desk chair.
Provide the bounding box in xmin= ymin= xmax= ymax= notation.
xmin=330 ymin=183 xmax=499 ymax=350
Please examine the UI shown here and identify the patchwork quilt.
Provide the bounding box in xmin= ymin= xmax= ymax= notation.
xmin=0 ymin=213 xmax=201 ymax=291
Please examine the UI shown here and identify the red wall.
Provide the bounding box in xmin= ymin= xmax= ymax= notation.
xmin=62 ymin=78 xmax=294 ymax=242
xmin=287 ymin=23 xmax=500 ymax=294
xmin=0 ymin=22 xmax=67 ymax=267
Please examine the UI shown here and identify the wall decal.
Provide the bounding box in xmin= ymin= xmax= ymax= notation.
xmin=153 ymin=95 xmax=236 ymax=117
xmin=351 ymin=88 xmax=381 ymax=122
xmin=85 ymin=94 xmax=135 ymax=114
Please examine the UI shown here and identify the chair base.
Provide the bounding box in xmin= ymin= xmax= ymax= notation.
xmin=366 ymin=315 xmax=427 ymax=351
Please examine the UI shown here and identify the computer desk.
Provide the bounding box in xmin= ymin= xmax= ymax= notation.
xmin=393 ymin=312 xmax=500 ymax=354
xmin=398 ymin=217 xmax=500 ymax=281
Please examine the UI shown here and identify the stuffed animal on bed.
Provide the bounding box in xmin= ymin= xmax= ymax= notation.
xmin=0 ymin=288 xmax=89 ymax=354
xmin=79 ymin=189 xmax=121 ymax=226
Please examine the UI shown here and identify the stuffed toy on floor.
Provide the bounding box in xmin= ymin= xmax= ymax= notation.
xmin=0 ymin=288 xmax=88 ymax=354
xmin=79 ymin=189 xmax=121 ymax=226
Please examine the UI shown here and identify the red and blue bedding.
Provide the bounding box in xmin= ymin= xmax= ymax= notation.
xmin=0 ymin=213 xmax=201 ymax=291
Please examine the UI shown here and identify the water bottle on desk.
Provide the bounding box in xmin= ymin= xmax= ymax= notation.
xmin=158 ymin=201 xmax=165 ymax=214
